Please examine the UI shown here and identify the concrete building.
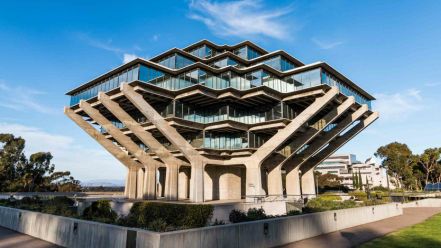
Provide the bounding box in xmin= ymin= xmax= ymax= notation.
xmin=315 ymin=154 xmax=392 ymax=189
xmin=65 ymin=40 xmax=378 ymax=202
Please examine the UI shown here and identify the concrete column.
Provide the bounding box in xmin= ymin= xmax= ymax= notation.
xmin=301 ymin=169 xmax=316 ymax=197
xmin=267 ymin=166 xmax=283 ymax=196
xmin=127 ymin=166 xmax=138 ymax=199
xmin=136 ymin=168 xmax=144 ymax=199
xmin=124 ymin=169 xmax=129 ymax=197
xmin=245 ymin=166 xmax=263 ymax=199
xmin=120 ymin=84 xmax=208 ymax=203
xmin=286 ymin=166 xmax=301 ymax=196
xmin=158 ymin=168 xmax=166 ymax=197
xmin=143 ymin=165 xmax=156 ymax=200
xmin=165 ymin=164 xmax=178 ymax=201
xmin=189 ymin=161 xmax=204 ymax=202
xmin=178 ymin=167 xmax=190 ymax=199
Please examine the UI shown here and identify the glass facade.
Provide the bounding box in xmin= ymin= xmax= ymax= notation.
xmin=249 ymin=132 xmax=272 ymax=148
xmin=233 ymin=46 xmax=261 ymax=60
xmin=157 ymin=53 xmax=194 ymax=69
xmin=174 ymin=101 xmax=294 ymax=124
xmin=321 ymin=70 xmax=372 ymax=108
xmin=188 ymin=45 xmax=216 ymax=59
xmin=284 ymin=68 xmax=322 ymax=91
xmin=204 ymin=131 xmax=248 ymax=149
xmin=263 ymin=56 xmax=295 ymax=71
xmin=210 ymin=57 xmax=240 ymax=68
xmin=70 ymin=63 xmax=372 ymax=109
xmin=70 ymin=65 xmax=139 ymax=106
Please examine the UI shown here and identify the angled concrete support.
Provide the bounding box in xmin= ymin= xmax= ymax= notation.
xmin=64 ymin=107 xmax=142 ymax=170
xmin=64 ymin=107 xmax=141 ymax=199
xmin=303 ymin=111 xmax=379 ymax=172
xmin=279 ymin=96 xmax=355 ymax=168
xmin=121 ymin=83 xmax=206 ymax=202
xmin=79 ymin=100 xmax=163 ymax=199
xmin=244 ymin=87 xmax=339 ymax=197
xmin=79 ymin=101 xmax=162 ymax=167
xmin=292 ymin=105 xmax=369 ymax=171
xmin=98 ymin=92 xmax=184 ymax=200
xmin=301 ymin=111 xmax=378 ymax=195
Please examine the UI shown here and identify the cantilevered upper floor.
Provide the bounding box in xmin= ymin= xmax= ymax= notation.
xmin=66 ymin=40 xmax=375 ymax=108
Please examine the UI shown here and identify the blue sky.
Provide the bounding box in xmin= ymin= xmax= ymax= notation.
xmin=0 ymin=0 xmax=440 ymax=181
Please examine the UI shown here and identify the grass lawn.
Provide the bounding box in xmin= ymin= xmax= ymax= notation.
xmin=360 ymin=213 xmax=441 ymax=248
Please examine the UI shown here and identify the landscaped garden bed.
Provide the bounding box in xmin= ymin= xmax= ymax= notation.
xmin=0 ymin=191 xmax=394 ymax=231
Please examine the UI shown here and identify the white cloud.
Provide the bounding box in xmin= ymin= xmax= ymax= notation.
xmin=373 ymin=89 xmax=424 ymax=120
xmin=406 ymin=88 xmax=422 ymax=100
xmin=425 ymin=82 xmax=441 ymax=87
xmin=0 ymin=82 xmax=56 ymax=114
xmin=0 ymin=122 xmax=125 ymax=181
xmin=123 ymin=53 xmax=138 ymax=64
xmin=75 ymin=32 xmax=122 ymax=53
xmin=311 ymin=38 xmax=344 ymax=50
xmin=74 ymin=32 xmax=141 ymax=64
xmin=188 ymin=0 xmax=292 ymax=40
xmin=152 ymin=34 xmax=160 ymax=41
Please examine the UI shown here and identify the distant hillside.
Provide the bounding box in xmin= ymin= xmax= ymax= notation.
xmin=81 ymin=179 xmax=125 ymax=187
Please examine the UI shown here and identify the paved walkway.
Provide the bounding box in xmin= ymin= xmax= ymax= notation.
xmin=0 ymin=226 xmax=59 ymax=248
xmin=282 ymin=207 xmax=441 ymax=248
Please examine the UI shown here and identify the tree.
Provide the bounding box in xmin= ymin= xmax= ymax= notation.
xmin=315 ymin=171 xmax=348 ymax=192
xmin=352 ymin=173 xmax=356 ymax=189
xmin=375 ymin=142 xmax=413 ymax=189
xmin=416 ymin=148 xmax=441 ymax=187
xmin=0 ymin=134 xmax=26 ymax=191
xmin=0 ymin=133 xmax=81 ymax=192
xmin=358 ymin=171 xmax=363 ymax=190
xmin=354 ymin=171 xmax=359 ymax=189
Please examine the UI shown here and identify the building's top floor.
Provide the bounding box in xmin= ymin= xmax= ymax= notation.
xmin=66 ymin=40 xmax=376 ymax=107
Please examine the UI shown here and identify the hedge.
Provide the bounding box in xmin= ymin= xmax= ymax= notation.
xmin=119 ymin=202 xmax=213 ymax=231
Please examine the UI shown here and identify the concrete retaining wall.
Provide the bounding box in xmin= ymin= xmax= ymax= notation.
xmin=402 ymin=198 xmax=441 ymax=208
xmin=212 ymin=201 xmax=288 ymax=223
xmin=0 ymin=206 xmax=159 ymax=248
xmin=3 ymin=199 xmax=441 ymax=248
xmin=158 ymin=202 xmax=403 ymax=248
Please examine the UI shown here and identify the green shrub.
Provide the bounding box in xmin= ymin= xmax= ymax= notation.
xmin=348 ymin=191 xmax=367 ymax=201
xmin=82 ymin=200 xmax=117 ymax=224
xmin=212 ymin=219 xmax=225 ymax=226
xmin=148 ymin=218 xmax=168 ymax=232
xmin=247 ymin=208 xmax=267 ymax=221
xmin=303 ymin=198 xmax=356 ymax=213
xmin=229 ymin=209 xmax=248 ymax=223
xmin=318 ymin=194 xmax=342 ymax=201
xmin=371 ymin=186 xmax=388 ymax=192
xmin=287 ymin=210 xmax=302 ymax=216
xmin=122 ymin=202 xmax=213 ymax=231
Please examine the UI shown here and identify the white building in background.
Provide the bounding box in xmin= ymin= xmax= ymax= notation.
xmin=315 ymin=154 xmax=393 ymax=189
